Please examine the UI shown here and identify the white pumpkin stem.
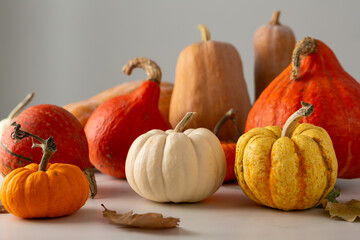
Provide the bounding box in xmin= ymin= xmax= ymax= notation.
xmin=268 ymin=10 xmax=281 ymax=25
xmin=122 ymin=57 xmax=162 ymax=84
xmin=198 ymin=24 xmax=211 ymax=42
xmin=174 ymin=112 xmax=196 ymax=133
xmin=281 ymin=102 xmax=314 ymax=138
xmin=290 ymin=37 xmax=317 ymax=80
xmin=8 ymin=92 xmax=34 ymax=120
xmin=10 ymin=122 xmax=57 ymax=172
xmin=213 ymin=108 xmax=240 ymax=141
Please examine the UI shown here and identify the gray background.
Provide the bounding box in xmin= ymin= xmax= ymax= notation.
xmin=0 ymin=0 xmax=359 ymax=117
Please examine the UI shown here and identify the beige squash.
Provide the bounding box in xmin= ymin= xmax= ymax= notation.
xmin=169 ymin=24 xmax=251 ymax=141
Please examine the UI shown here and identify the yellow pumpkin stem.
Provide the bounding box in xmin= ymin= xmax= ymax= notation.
xmin=8 ymin=92 xmax=34 ymax=120
xmin=122 ymin=57 xmax=162 ymax=84
xmin=213 ymin=109 xmax=240 ymax=141
xmin=10 ymin=122 xmax=57 ymax=172
xmin=291 ymin=37 xmax=317 ymax=80
xmin=174 ymin=112 xmax=196 ymax=133
xmin=197 ymin=24 xmax=211 ymax=42
xmin=281 ymin=102 xmax=314 ymax=138
xmin=268 ymin=10 xmax=281 ymax=25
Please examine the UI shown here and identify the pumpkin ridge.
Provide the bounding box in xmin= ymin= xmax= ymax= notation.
xmin=8 ymin=169 xmax=33 ymax=217
xmin=144 ymin=134 xmax=167 ymax=201
xmin=184 ymin=134 xmax=201 ymax=201
xmin=267 ymin=141 xmax=278 ymax=209
xmin=130 ymin=136 xmax=147 ymax=197
xmin=54 ymin=166 xmax=85 ymax=214
xmin=159 ymin=134 xmax=169 ymax=201
xmin=245 ymin=135 xmax=276 ymax=207
xmin=293 ymin=143 xmax=307 ymax=210
xmin=311 ymin=137 xmax=335 ymax=206
xmin=24 ymin=171 xmax=49 ymax=218
xmin=47 ymin=169 xmax=73 ymax=217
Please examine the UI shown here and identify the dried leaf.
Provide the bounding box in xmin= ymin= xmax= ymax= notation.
xmin=323 ymin=199 xmax=360 ymax=222
xmin=101 ymin=204 xmax=180 ymax=229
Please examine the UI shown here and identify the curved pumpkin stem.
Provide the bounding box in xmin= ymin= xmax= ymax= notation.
xmin=281 ymin=102 xmax=314 ymax=138
xmin=83 ymin=168 xmax=97 ymax=198
xmin=268 ymin=10 xmax=281 ymax=25
xmin=10 ymin=122 xmax=57 ymax=172
xmin=8 ymin=92 xmax=34 ymax=120
xmin=198 ymin=24 xmax=211 ymax=42
xmin=291 ymin=37 xmax=317 ymax=80
xmin=174 ymin=112 xmax=196 ymax=133
xmin=122 ymin=57 xmax=162 ymax=85
xmin=213 ymin=109 xmax=240 ymax=142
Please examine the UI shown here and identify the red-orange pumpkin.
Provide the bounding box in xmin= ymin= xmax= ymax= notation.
xmin=246 ymin=37 xmax=360 ymax=179
xmin=84 ymin=57 xmax=171 ymax=178
xmin=0 ymin=104 xmax=97 ymax=197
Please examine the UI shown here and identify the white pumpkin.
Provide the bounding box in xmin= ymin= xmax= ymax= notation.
xmin=125 ymin=112 xmax=226 ymax=203
xmin=0 ymin=93 xmax=34 ymax=138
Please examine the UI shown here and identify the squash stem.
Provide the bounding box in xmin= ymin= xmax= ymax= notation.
xmin=268 ymin=11 xmax=281 ymax=25
xmin=122 ymin=57 xmax=162 ymax=85
xmin=213 ymin=109 xmax=240 ymax=141
xmin=281 ymin=102 xmax=314 ymax=138
xmin=8 ymin=93 xmax=34 ymax=120
xmin=291 ymin=37 xmax=317 ymax=80
xmin=83 ymin=168 xmax=98 ymax=199
xmin=174 ymin=112 xmax=196 ymax=133
xmin=10 ymin=122 xmax=57 ymax=172
xmin=197 ymin=24 xmax=211 ymax=42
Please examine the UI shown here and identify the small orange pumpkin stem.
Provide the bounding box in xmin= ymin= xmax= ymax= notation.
xmin=291 ymin=37 xmax=317 ymax=80
xmin=174 ymin=112 xmax=196 ymax=133
xmin=8 ymin=92 xmax=34 ymax=120
xmin=268 ymin=10 xmax=281 ymax=25
xmin=122 ymin=57 xmax=162 ymax=84
xmin=10 ymin=122 xmax=57 ymax=172
xmin=213 ymin=109 xmax=240 ymax=141
xmin=281 ymin=102 xmax=314 ymax=138
xmin=197 ymin=24 xmax=211 ymax=42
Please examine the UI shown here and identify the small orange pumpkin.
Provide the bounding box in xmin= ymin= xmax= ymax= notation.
xmin=0 ymin=123 xmax=89 ymax=218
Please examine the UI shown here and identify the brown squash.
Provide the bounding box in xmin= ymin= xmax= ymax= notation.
xmin=169 ymin=24 xmax=251 ymax=141
xmin=64 ymin=80 xmax=173 ymax=127
xmin=254 ymin=10 xmax=296 ymax=100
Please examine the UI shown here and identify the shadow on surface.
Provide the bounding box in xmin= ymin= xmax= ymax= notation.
xmin=118 ymin=225 xmax=197 ymax=237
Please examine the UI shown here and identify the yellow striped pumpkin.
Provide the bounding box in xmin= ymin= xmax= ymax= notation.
xmin=235 ymin=102 xmax=338 ymax=210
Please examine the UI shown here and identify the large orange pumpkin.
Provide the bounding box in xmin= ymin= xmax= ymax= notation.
xmin=169 ymin=24 xmax=251 ymax=141
xmin=246 ymin=36 xmax=360 ymax=179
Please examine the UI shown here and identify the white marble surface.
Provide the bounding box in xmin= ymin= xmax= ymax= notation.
xmin=1 ymin=172 xmax=360 ymax=240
